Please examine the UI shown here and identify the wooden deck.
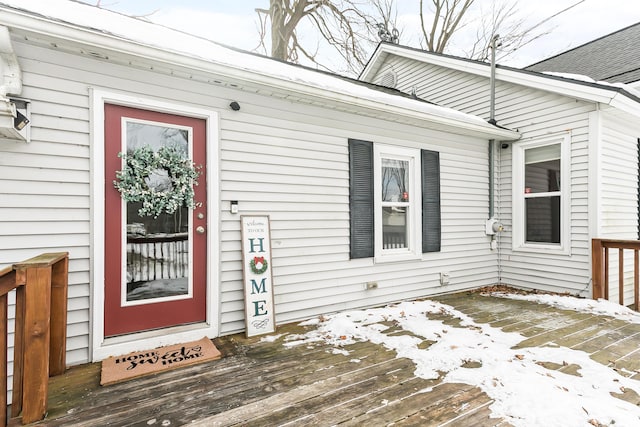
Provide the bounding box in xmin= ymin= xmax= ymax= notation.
xmin=34 ymin=291 xmax=640 ymax=426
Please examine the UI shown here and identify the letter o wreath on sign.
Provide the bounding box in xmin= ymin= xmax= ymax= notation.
xmin=250 ymin=256 xmax=268 ymax=274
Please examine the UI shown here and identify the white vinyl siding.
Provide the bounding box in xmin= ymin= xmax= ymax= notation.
xmin=597 ymin=110 xmax=640 ymax=306
xmin=218 ymin=110 xmax=496 ymax=332
xmin=371 ymin=55 xmax=598 ymax=295
xmin=0 ymin=32 xmax=503 ymax=392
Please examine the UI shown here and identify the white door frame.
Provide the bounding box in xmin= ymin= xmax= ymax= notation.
xmin=90 ymin=88 xmax=220 ymax=361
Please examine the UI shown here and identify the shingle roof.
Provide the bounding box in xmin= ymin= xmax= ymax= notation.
xmin=525 ymin=22 xmax=640 ymax=84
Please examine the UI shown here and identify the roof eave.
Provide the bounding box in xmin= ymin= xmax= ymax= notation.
xmin=0 ymin=7 xmax=518 ymax=141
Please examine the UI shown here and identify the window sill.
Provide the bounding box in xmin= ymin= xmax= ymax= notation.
xmin=374 ymin=252 xmax=422 ymax=264
xmin=512 ymin=242 xmax=571 ymax=256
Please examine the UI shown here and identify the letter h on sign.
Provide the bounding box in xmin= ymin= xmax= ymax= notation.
xmin=249 ymin=238 xmax=265 ymax=253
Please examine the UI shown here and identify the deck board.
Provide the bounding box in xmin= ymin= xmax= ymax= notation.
xmin=33 ymin=292 xmax=640 ymax=426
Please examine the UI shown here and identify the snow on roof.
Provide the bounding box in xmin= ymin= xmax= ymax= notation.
xmin=0 ymin=0 xmax=517 ymax=138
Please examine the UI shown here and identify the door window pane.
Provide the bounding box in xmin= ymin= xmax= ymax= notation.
xmin=124 ymin=122 xmax=191 ymax=302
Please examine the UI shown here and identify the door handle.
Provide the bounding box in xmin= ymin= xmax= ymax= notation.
xmin=196 ymin=226 xmax=206 ymax=235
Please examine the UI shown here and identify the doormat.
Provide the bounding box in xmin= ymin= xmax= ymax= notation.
xmin=100 ymin=337 xmax=221 ymax=386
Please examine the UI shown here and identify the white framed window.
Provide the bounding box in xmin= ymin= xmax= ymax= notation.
xmin=512 ymin=133 xmax=571 ymax=253
xmin=373 ymin=144 xmax=422 ymax=261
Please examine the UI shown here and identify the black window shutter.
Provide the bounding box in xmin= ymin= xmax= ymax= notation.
xmin=349 ymin=139 xmax=374 ymax=258
xmin=422 ymin=149 xmax=441 ymax=252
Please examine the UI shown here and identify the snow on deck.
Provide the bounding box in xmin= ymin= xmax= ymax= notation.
xmin=43 ymin=292 xmax=640 ymax=426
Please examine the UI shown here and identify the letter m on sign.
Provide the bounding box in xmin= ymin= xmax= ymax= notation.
xmin=251 ymin=278 xmax=267 ymax=294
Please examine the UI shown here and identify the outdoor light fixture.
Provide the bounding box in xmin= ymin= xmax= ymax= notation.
xmin=229 ymin=101 xmax=240 ymax=111
xmin=14 ymin=109 xmax=29 ymax=130
xmin=0 ymin=98 xmax=30 ymax=141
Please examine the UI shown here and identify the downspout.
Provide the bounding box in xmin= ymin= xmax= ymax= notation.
xmin=486 ymin=35 xmax=504 ymax=259
xmin=488 ymin=34 xmax=499 ymax=219
xmin=0 ymin=26 xmax=22 ymax=97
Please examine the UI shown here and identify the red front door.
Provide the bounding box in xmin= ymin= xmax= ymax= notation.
xmin=104 ymin=104 xmax=207 ymax=337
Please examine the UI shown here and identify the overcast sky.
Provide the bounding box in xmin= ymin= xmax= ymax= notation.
xmin=82 ymin=0 xmax=640 ymax=71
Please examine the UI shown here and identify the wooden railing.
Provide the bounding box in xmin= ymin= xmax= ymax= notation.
xmin=592 ymin=239 xmax=639 ymax=310
xmin=1 ymin=252 xmax=68 ymax=426
xmin=127 ymin=233 xmax=189 ymax=283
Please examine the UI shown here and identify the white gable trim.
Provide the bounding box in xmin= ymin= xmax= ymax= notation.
xmin=362 ymin=44 xmax=640 ymax=119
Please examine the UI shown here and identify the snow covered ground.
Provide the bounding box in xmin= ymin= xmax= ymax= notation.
xmin=282 ymin=294 xmax=640 ymax=426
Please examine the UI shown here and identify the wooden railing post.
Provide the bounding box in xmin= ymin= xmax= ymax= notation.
xmin=9 ymin=252 xmax=68 ymax=425
xmin=592 ymin=239 xmax=604 ymax=300
xmin=50 ymin=256 xmax=69 ymax=376
xmin=0 ymin=267 xmax=12 ymax=427
xmin=10 ymin=274 xmax=26 ymax=421
xmin=16 ymin=264 xmax=52 ymax=424
xmin=619 ymin=248 xmax=625 ymax=306
xmin=0 ymin=293 xmax=5 ymax=427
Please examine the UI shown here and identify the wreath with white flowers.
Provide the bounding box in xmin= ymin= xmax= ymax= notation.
xmin=114 ymin=145 xmax=201 ymax=218
xmin=249 ymin=256 xmax=268 ymax=275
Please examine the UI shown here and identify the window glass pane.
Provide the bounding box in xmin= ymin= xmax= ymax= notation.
xmin=525 ymin=158 xmax=560 ymax=193
xmin=525 ymin=196 xmax=560 ymax=243
xmin=525 ymin=144 xmax=560 ymax=164
xmin=382 ymin=158 xmax=409 ymax=202
xmin=382 ymin=206 xmax=407 ymax=249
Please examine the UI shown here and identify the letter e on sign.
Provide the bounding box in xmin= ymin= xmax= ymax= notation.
xmin=240 ymin=215 xmax=275 ymax=337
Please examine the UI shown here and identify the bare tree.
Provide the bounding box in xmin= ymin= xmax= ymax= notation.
xmin=373 ymin=0 xmax=400 ymax=44
xmin=465 ymin=0 xmax=520 ymax=60
xmin=420 ymin=0 xmax=586 ymax=62
xmin=420 ymin=0 xmax=475 ymax=54
xmin=255 ymin=0 xmax=398 ymax=74
xmin=465 ymin=0 xmax=586 ymax=61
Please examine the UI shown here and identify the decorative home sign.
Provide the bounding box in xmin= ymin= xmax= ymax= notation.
xmin=240 ymin=215 xmax=276 ymax=337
